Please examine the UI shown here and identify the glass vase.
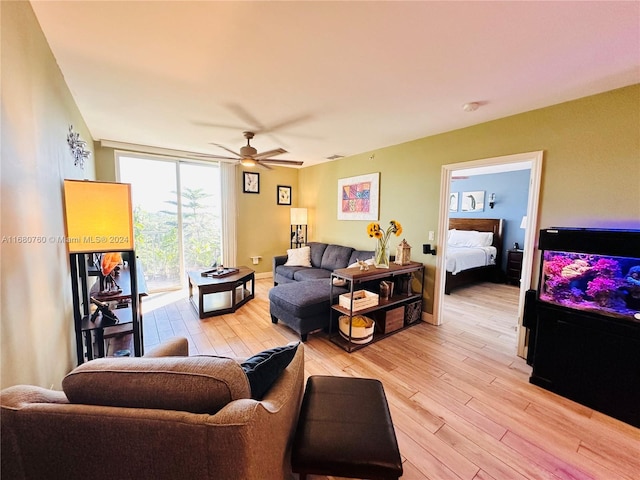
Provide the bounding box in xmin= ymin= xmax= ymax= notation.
xmin=374 ymin=240 xmax=390 ymax=268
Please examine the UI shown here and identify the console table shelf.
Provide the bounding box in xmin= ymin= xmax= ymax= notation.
xmin=329 ymin=261 xmax=425 ymax=352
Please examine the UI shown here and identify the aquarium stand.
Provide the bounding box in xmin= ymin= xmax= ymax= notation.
xmin=528 ymin=227 xmax=640 ymax=428
xmin=528 ymin=302 xmax=640 ymax=428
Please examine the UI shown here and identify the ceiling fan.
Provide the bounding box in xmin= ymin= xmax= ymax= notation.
xmin=199 ymin=131 xmax=303 ymax=169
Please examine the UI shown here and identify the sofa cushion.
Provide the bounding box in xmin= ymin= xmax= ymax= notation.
xmin=348 ymin=250 xmax=376 ymax=266
xmin=241 ymin=342 xmax=300 ymax=399
xmin=62 ymin=356 xmax=251 ymax=414
xmin=320 ymin=244 xmax=354 ymax=271
xmin=285 ymin=246 xmax=312 ymax=267
xmin=276 ymin=265 xmax=308 ymax=281
xmin=308 ymin=242 xmax=329 ymax=268
xmin=293 ymin=268 xmax=333 ymax=282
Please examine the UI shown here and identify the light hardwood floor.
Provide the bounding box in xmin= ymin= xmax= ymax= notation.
xmin=112 ymin=279 xmax=640 ymax=480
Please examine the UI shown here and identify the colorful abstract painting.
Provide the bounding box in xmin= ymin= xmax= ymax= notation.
xmin=337 ymin=172 xmax=379 ymax=220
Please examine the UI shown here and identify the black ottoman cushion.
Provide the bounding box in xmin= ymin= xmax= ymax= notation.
xmin=292 ymin=376 xmax=403 ymax=479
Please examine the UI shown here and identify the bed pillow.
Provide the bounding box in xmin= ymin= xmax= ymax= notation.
xmin=448 ymin=229 xmax=493 ymax=247
xmin=241 ymin=342 xmax=300 ymax=399
xmin=284 ymin=246 xmax=312 ymax=267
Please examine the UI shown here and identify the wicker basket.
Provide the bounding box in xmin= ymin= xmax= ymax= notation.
xmin=338 ymin=315 xmax=375 ymax=344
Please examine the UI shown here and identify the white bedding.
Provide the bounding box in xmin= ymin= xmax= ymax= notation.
xmin=446 ymin=246 xmax=497 ymax=275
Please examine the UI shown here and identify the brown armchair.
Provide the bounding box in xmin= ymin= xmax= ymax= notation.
xmin=1 ymin=337 xmax=304 ymax=480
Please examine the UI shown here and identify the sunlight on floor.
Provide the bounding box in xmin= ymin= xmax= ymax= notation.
xmin=144 ymin=288 xmax=188 ymax=313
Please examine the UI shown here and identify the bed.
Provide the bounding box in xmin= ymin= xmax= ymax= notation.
xmin=444 ymin=218 xmax=504 ymax=294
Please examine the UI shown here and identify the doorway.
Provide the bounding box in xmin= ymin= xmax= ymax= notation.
xmin=434 ymin=151 xmax=543 ymax=358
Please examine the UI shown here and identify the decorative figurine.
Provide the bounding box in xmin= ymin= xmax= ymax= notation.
xmin=356 ymin=259 xmax=370 ymax=271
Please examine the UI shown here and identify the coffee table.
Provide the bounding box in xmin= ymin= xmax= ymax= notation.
xmin=187 ymin=266 xmax=255 ymax=319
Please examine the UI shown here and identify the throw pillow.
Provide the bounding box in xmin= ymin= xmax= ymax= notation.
xmin=284 ymin=246 xmax=312 ymax=267
xmin=241 ymin=342 xmax=300 ymax=399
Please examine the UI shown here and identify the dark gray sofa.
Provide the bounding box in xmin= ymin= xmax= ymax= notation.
xmin=273 ymin=242 xmax=374 ymax=286
xmin=270 ymin=242 xmax=375 ymax=341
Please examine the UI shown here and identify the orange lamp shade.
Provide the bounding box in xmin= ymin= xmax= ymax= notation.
xmin=63 ymin=179 xmax=134 ymax=253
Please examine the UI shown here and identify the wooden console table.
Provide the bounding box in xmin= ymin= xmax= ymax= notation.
xmin=329 ymin=261 xmax=424 ymax=352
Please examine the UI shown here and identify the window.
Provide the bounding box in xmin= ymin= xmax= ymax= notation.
xmin=118 ymin=154 xmax=222 ymax=292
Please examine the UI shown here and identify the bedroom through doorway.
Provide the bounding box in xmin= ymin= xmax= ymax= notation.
xmin=435 ymin=151 xmax=543 ymax=358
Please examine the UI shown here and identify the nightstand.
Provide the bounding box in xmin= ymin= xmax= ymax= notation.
xmin=506 ymin=250 xmax=524 ymax=286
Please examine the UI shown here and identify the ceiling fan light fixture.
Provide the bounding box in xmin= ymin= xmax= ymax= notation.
xmin=241 ymin=157 xmax=256 ymax=167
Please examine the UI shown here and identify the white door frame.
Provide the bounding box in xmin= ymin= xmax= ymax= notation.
xmin=433 ymin=151 xmax=543 ymax=357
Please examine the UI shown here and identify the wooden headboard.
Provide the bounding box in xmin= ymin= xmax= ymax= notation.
xmin=448 ymin=218 xmax=504 ymax=264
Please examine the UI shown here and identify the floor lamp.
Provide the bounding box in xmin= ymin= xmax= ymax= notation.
xmin=63 ymin=179 xmax=141 ymax=363
xmin=290 ymin=208 xmax=308 ymax=248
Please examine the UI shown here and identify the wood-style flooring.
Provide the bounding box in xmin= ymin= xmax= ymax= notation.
xmin=110 ymin=279 xmax=640 ymax=480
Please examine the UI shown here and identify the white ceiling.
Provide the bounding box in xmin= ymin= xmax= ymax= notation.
xmin=31 ymin=1 xmax=640 ymax=168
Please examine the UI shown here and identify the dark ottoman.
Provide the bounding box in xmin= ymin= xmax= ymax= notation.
xmin=269 ymin=279 xmax=347 ymax=341
xmin=292 ymin=375 xmax=403 ymax=480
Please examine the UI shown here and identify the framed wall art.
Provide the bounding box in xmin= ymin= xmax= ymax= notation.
xmin=337 ymin=172 xmax=379 ymax=221
xmin=277 ymin=185 xmax=291 ymax=205
xmin=449 ymin=192 xmax=459 ymax=212
xmin=243 ymin=171 xmax=260 ymax=194
xmin=461 ymin=190 xmax=485 ymax=212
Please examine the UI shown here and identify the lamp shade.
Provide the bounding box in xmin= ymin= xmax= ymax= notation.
xmin=63 ymin=179 xmax=134 ymax=253
xmin=520 ymin=216 xmax=528 ymax=229
xmin=290 ymin=208 xmax=308 ymax=225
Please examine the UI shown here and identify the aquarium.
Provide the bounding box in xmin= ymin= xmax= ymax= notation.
xmin=538 ymin=228 xmax=640 ymax=322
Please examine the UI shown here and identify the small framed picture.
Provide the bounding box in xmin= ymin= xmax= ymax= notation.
xmin=461 ymin=190 xmax=485 ymax=212
xmin=277 ymin=185 xmax=292 ymax=205
xmin=449 ymin=192 xmax=459 ymax=212
xmin=243 ymin=171 xmax=260 ymax=194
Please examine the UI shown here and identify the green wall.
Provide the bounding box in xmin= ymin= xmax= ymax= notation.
xmin=298 ymin=85 xmax=640 ymax=313
xmin=1 ymin=0 xmax=95 ymax=389
xmin=236 ymin=166 xmax=299 ymax=274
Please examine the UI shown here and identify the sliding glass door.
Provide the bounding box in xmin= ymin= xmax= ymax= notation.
xmin=118 ymin=154 xmax=221 ymax=292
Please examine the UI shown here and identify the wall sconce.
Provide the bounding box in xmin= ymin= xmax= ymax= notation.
xmin=66 ymin=125 xmax=91 ymax=169
xmin=489 ymin=193 xmax=496 ymax=209
xmin=423 ymin=244 xmax=436 ymax=255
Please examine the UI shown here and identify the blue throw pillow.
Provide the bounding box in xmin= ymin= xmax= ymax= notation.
xmin=241 ymin=342 xmax=299 ymax=399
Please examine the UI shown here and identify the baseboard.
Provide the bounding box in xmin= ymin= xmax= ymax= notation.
xmin=422 ymin=311 xmax=435 ymax=325
xmin=255 ymin=271 xmax=273 ymax=280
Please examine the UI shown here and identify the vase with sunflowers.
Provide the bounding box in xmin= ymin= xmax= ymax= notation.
xmin=367 ymin=220 xmax=403 ymax=268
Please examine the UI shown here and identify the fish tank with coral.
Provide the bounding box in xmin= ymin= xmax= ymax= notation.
xmin=538 ymin=228 xmax=640 ymax=322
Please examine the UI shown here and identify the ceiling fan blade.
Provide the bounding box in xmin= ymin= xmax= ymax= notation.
xmin=192 ymin=153 xmax=239 ymax=161
xmin=260 ymin=158 xmax=304 ymax=166
xmin=256 ymin=161 xmax=273 ymax=170
xmin=224 ymin=103 xmax=265 ymax=132
xmin=263 ymin=113 xmax=314 ymax=134
xmin=254 ymin=148 xmax=287 ymax=160
xmin=209 ymin=143 xmax=242 ymax=157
